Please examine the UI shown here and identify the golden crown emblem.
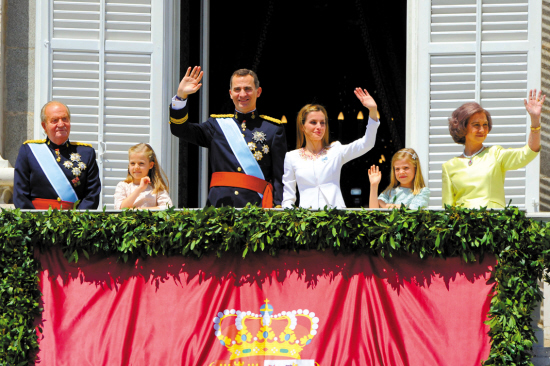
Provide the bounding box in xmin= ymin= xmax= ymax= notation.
xmin=212 ymin=299 xmax=319 ymax=360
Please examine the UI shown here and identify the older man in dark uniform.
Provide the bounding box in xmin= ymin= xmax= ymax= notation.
xmin=170 ymin=66 xmax=287 ymax=208
xmin=13 ymin=101 xmax=101 ymax=209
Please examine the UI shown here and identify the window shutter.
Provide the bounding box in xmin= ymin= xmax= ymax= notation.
xmin=102 ymin=53 xmax=153 ymax=203
xmin=430 ymin=0 xmax=476 ymax=42
xmin=106 ymin=0 xmax=152 ymax=42
xmin=481 ymin=0 xmax=529 ymax=41
xmin=408 ymin=0 xmax=541 ymax=211
xmin=36 ymin=0 xmax=178 ymax=209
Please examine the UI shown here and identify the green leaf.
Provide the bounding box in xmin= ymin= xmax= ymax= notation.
xmin=0 ymin=206 xmax=548 ymax=366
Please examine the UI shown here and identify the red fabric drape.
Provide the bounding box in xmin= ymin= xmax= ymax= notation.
xmin=35 ymin=247 xmax=495 ymax=366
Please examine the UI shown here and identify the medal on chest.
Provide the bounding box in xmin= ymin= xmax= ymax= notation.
xmin=57 ymin=149 xmax=87 ymax=186
xmin=248 ymin=131 xmax=269 ymax=161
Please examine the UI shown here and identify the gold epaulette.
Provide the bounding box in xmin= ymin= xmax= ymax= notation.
xmin=70 ymin=141 xmax=93 ymax=147
xmin=170 ymin=114 xmax=189 ymax=125
xmin=260 ymin=115 xmax=285 ymax=124
xmin=210 ymin=114 xmax=235 ymax=118
xmin=23 ymin=139 xmax=46 ymax=144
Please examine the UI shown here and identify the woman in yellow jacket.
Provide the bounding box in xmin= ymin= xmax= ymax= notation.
xmin=442 ymin=89 xmax=543 ymax=208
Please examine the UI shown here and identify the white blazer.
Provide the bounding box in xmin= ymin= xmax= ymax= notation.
xmin=282 ymin=117 xmax=380 ymax=209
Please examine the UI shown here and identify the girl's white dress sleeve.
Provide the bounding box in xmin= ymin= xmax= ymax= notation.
xmin=156 ymin=189 xmax=173 ymax=208
xmin=282 ymin=116 xmax=380 ymax=209
xmin=113 ymin=181 xmax=173 ymax=209
xmin=113 ymin=182 xmax=130 ymax=209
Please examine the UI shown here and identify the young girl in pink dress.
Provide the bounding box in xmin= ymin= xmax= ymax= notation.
xmin=114 ymin=143 xmax=173 ymax=209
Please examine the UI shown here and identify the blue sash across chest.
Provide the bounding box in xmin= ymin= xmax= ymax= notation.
xmin=217 ymin=118 xmax=265 ymax=198
xmin=28 ymin=143 xmax=79 ymax=202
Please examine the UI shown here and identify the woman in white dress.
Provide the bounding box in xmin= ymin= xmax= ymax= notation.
xmin=282 ymin=88 xmax=380 ymax=209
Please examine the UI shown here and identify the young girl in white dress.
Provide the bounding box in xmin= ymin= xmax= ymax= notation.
xmin=368 ymin=148 xmax=429 ymax=209
xmin=114 ymin=143 xmax=173 ymax=209
xmin=282 ymin=88 xmax=380 ymax=209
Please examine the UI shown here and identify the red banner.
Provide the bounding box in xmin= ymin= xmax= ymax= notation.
xmin=35 ymin=247 xmax=495 ymax=366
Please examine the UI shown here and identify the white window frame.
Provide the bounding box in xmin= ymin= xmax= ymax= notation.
xmin=34 ymin=0 xmax=180 ymax=208
xmin=406 ymin=0 xmax=542 ymax=212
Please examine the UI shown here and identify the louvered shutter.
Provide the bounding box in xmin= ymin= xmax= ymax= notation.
xmin=35 ymin=0 xmax=178 ymax=209
xmin=407 ymin=0 xmax=541 ymax=211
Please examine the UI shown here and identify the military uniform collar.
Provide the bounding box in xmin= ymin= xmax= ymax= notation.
xmin=234 ymin=109 xmax=257 ymax=122
xmin=46 ymin=138 xmax=70 ymax=149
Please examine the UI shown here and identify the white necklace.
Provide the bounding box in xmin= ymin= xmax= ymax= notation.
xmin=463 ymin=145 xmax=485 ymax=166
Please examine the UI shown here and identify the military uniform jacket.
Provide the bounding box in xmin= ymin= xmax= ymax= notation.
xmin=170 ymin=103 xmax=287 ymax=207
xmin=14 ymin=138 xmax=101 ymax=209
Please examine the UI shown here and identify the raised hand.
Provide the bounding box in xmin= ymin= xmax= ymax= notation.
xmin=354 ymin=88 xmax=377 ymax=110
xmin=177 ymin=66 xmax=204 ymax=99
xmin=139 ymin=176 xmax=151 ymax=191
xmin=524 ymin=88 xmax=546 ymax=119
xmin=354 ymin=88 xmax=378 ymax=121
xmin=368 ymin=165 xmax=382 ymax=186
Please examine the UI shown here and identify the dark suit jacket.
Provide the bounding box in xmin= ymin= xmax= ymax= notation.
xmin=14 ymin=138 xmax=101 ymax=209
xmin=170 ymin=104 xmax=287 ymax=207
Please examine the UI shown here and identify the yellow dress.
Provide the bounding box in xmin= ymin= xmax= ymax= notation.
xmin=441 ymin=145 xmax=538 ymax=208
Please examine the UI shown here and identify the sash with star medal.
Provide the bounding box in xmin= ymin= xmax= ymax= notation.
xmin=27 ymin=143 xmax=79 ymax=203
xmin=214 ymin=118 xmax=274 ymax=207
xmin=216 ymin=118 xmax=265 ymax=183
xmin=236 ymin=111 xmax=270 ymax=162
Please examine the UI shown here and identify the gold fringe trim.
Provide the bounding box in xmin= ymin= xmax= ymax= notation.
xmin=23 ymin=139 xmax=46 ymax=144
xmin=70 ymin=142 xmax=93 ymax=147
xmin=260 ymin=115 xmax=284 ymax=124
xmin=210 ymin=114 xmax=235 ymax=118
xmin=170 ymin=114 xmax=189 ymax=125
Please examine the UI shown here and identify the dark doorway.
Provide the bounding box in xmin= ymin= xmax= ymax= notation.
xmin=179 ymin=0 xmax=407 ymax=208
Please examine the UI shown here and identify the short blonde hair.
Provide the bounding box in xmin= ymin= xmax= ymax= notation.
xmin=295 ymin=104 xmax=330 ymax=149
xmin=383 ymin=148 xmax=426 ymax=195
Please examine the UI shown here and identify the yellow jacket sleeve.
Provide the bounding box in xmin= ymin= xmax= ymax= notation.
xmin=441 ymin=163 xmax=454 ymax=207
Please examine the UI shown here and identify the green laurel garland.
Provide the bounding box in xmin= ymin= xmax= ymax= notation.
xmin=1 ymin=205 xmax=549 ymax=365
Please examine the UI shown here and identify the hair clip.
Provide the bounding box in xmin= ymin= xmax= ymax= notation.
xmin=401 ymin=150 xmax=417 ymax=160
